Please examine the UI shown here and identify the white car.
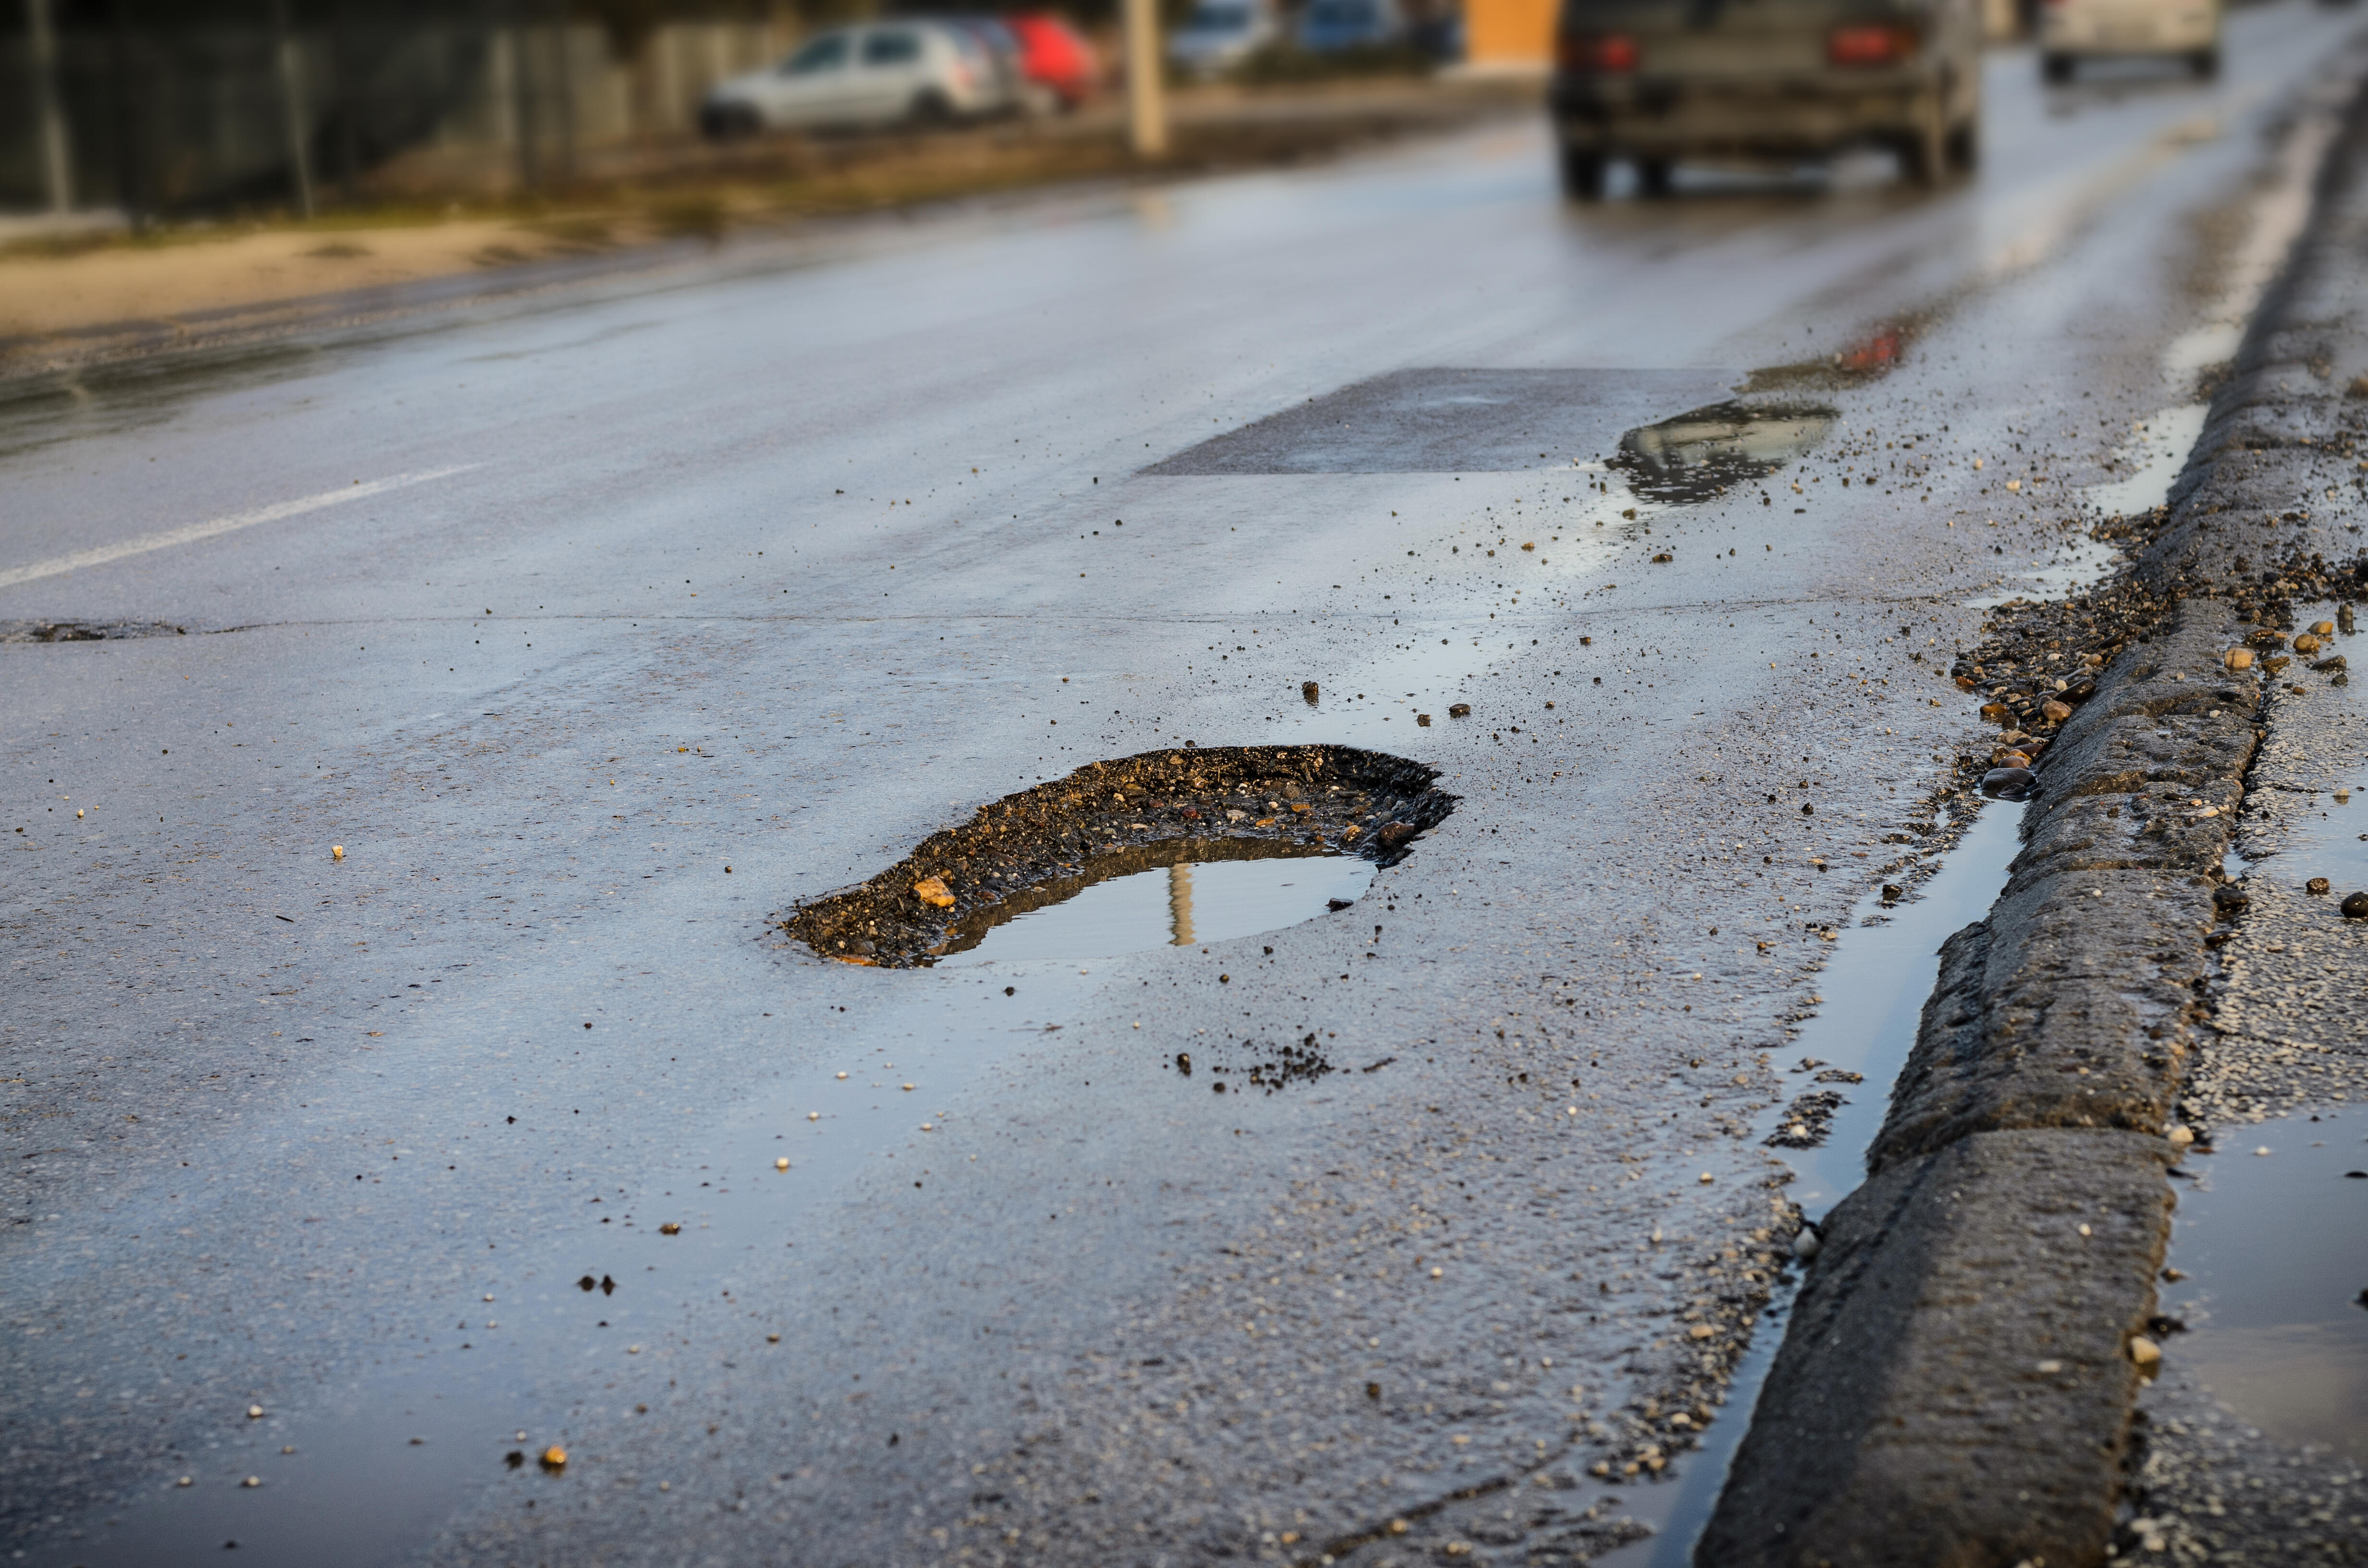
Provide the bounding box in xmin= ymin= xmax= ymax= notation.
xmin=701 ymin=24 xmax=1013 ymax=136
xmin=2039 ymin=0 xmax=2220 ymax=80
xmin=1167 ymin=0 xmax=1281 ymax=75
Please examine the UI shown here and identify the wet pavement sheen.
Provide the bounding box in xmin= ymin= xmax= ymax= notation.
xmin=7 ymin=7 xmax=2368 ymax=1562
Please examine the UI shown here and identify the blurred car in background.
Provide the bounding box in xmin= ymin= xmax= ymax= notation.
xmin=1169 ymin=0 xmax=1283 ymax=74
xmin=1549 ymin=0 xmax=1982 ymax=197
xmin=2039 ymin=0 xmax=2219 ymax=80
xmin=1299 ymin=0 xmax=1410 ymax=51
xmin=1005 ymin=12 xmax=1101 ymax=109
xmin=701 ymin=23 xmax=1017 ymax=136
xmin=942 ymin=17 xmax=1036 ymax=110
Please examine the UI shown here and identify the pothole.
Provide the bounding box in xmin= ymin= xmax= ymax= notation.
xmin=0 ymin=619 xmax=185 ymax=642
xmin=781 ymin=745 xmax=1455 ymax=968
xmin=1611 ymin=401 xmax=1837 ymax=505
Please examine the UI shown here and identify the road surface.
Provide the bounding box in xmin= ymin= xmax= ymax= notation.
xmin=5 ymin=11 xmax=2362 ymax=1564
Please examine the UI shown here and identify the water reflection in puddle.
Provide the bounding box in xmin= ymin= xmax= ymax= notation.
xmin=1613 ymin=401 xmax=1837 ymax=504
xmin=2159 ymin=1113 xmax=2368 ymax=1462
xmin=937 ymin=849 xmax=1372 ymax=966
xmin=1597 ymin=796 xmax=2028 ymax=1568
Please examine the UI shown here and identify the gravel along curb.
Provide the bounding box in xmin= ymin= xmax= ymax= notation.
xmin=1701 ymin=76 xmax=2368 ymax=1568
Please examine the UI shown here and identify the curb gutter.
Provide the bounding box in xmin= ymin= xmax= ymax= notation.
xmin=1698 ymin=75 xmax=2368 ymax=1568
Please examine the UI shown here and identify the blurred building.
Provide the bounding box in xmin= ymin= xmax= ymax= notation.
xmin=1459 ymin=0 xmax=1547 ymax=70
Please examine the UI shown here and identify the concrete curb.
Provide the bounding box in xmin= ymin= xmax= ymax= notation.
xmin=1698 ymin=68 xmax=2368 ymax=1568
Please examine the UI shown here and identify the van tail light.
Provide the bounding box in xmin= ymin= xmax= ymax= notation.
xmin=1826 ymin=23 xmax=1917 ymax=65
xmin=1557 ymin=32 xmax=1639 ymax=71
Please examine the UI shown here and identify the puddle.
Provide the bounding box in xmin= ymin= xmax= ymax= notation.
xmin=1962 ymin=403 xmax=2208 ymax=611
xmin=2158 ymin=1109 xmax=2368 ymax=1462
xmin=2086 ymin=404 xmax=2209 ymax=519
xmin=1611 ymin=401 xmax=1837 ymax=505
xmin=28 ymin=1385 xmax=511 ymax=1568
xmin=935 ymin=843 xmax=1373 ymax=966
xmin=1594 ymin=795 xmax=2030 ymax=1566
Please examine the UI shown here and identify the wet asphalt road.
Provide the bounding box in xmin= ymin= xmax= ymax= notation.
xmin=6 ymin=11 xmax=2366 ymax=1564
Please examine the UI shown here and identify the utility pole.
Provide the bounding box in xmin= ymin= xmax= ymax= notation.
xmin=272 ymin=0 xmax=315 ymax=218
xmin=1167 ymin=863 xmax=1195 ymax=946
xmin=1122 ymin=0 xmax=1167 ymax=157
xmin=26 ymin=0 xmax=74 ymax=212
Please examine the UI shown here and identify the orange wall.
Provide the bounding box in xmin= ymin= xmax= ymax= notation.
xmin=1466 ymin=0 xmax=1557 ymax=65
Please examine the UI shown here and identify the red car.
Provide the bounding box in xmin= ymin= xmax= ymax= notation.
xmin=1003 ymin=13 xmax=1099 ymax=109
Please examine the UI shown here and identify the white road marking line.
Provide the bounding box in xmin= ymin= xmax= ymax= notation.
xmin=0 ymin=465 xmax=480 ymax=591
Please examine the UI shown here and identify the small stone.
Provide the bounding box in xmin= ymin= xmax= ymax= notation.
xmin=243 ymin=1475 xmax=262 ymax=1488
xmin=775 ymin=1157 xmax=790 ymax=1171
xmin=247 ymin=1405 xmax=264 ymax=1419
xmin=540 ymin=1446 xmax=567 ymax=1471
xmin=2168 ymin=1126 xmax=2194 ymax=1148
xmin=2128 ymin=1336 xmax=2162 ymax=1368
xmin=1881 ymin=884 xmax=1903 ymax=901
xmin=2310 ymin=620 xmax=2336 ymax=637
xmin=331 ymin=845 xmax=344 ymax=860
xmin=2308 ymin=877 xmax=2331 ymax=895
xmin=1688 ymin=1324 xmax=1715 ymax=1340
xmin=912 ymin=876 xmax=955 ymax=909
xmin=1301 ymin=681 xmax=1320 ymax=705
xmin=2344 ymin=892 xmax=2368 ymax=918
xmin=1981 ymin=767 xmax=2035 ymax=800
xmin=2225 ymin=648 xmax=2254 ymax=670
xmin=1448 ymin=703 xmax=1471 ymax=718
xmin=2294 ymin=633 xmax=2323 ymax=656
xmin=1791 ymin=1228 xmax=1821 ymax=1261
xmin=2041 ymin=698 xmax=2073 ymax=723
xmin=659 ymin=1221 xmax=681 ymax=1234
xmin=1416 ymin=713 xmax=1431 ymax=726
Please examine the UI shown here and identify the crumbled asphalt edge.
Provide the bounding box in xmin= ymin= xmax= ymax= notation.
xmin=777 ymin=744 xmax=1457 ymax=971
xmin=1700 ymin=85 xmax=2368 ymax=1568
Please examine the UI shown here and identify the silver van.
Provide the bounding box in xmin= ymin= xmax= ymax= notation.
xmin=1547 ymin=0 xmax=1983 ymax=196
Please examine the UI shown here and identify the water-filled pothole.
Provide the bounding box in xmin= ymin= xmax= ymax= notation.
xmin=1612 ymin=401 xmax=1836 ymax=505
xmin=782 ymin=745 xmax=1455 ymax=968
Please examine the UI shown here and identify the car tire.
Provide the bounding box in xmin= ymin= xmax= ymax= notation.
xmin=701 ymin=103 xmax=761 ymax=143
xmin=2041 ymin=52 xmax=2073 ymax=83
xmin=1946 ymin=118 xmax=1979 ymax=173
xmin=2189 ymin=47 xmax=2219 ymax=78
xmin=1636 ymin=158 xmax=1674 ymax=198
xmin=1559 ymin=147 xmax=1606 ymax=201
xmin=908 ymin=89 xmax=957 ymax=129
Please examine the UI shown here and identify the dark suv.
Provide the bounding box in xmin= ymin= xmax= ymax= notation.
xmin=1548 ymin=0 xmax=1982 ymax=197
